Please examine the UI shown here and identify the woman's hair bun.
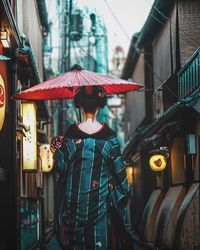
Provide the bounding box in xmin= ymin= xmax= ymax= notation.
xmin=74 ymin=86 xmax=107 ymax=112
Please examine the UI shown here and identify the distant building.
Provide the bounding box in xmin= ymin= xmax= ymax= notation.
xmin=107 ymin=45 xmax=127 ymax=145
xmin=110 ymin=46 xmax=126 ymax=77
xmin=53 ymin=1 xmax=109 ymax=136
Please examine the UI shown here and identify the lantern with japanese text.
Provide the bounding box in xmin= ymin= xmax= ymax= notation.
xmin=22 ymin=102 xmax=37 ymax=171
xmin=39 ymin=144 xmax=54 ymax=173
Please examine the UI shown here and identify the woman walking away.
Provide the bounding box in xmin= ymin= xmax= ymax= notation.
xmin=51 ymin=86 xmax=131 ymax=250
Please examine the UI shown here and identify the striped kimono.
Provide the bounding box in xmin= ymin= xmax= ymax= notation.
xmin=54 ymin=123 xmax=130 ymax=250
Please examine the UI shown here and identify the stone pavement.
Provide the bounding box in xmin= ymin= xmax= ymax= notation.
xmin=46 ymin=235 xmax=61 ymax=250
xmin=40 ymin=224 xmax=157 ymax=250
xmin=44 ymin=232 xmax=156 ymax=250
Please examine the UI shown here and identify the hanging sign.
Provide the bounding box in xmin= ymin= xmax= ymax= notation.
xmin=0 ymin=75 xmax=6 ymax=131
xmin=22 ymin=102 xmax=37 ymax=171
xmin=149 ymin=154 xmax=167 ymax=172
xmin=39 ymin=144 xmax=54 ymax=173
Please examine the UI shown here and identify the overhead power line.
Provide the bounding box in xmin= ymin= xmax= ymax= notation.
xmin=104 ymin=0 xmax=179 ymax=99
xmin=146 ymin=0 xmax=200 ymax=47
xmin=104 ymin=0 xmax=131 ymax=41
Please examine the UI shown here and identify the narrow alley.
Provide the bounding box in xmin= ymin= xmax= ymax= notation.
xmin=0 ymin=0 xmax=199 ymax=250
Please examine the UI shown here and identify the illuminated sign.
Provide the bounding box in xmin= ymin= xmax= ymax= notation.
xmin=0 ymin=28 xmax=11 ymax=48
xmin=22 ymin=102 xmax=37 ymax=171
xmin=0 ymin=75 xmax=6 ymax=131
xmin=39 ymin=144 xmax=54 ymax=173
xmin=126 ymin=166 xmax=134 ymax=185
xmin=149 ymin=154 xmax=167 ymax=172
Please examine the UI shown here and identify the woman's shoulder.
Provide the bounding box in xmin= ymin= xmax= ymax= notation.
xmin=64 ymin=123 xmax=77 ymax=138
xmin=100 ymin=123 xmax=116 ymax=139
xmin=63 ymin=122 xmax=117 ymax=140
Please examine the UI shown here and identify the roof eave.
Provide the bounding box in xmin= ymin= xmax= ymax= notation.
xmin=121 ymin=33 xmax=140 ymax=79
xmin=136 ymin=0 xmax=174 ymax=48
xmin=122 ymin=99 xmax=191 ymax=159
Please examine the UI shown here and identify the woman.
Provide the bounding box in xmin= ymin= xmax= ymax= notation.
xmin=51 ymin=86 xmax=131 ymax=250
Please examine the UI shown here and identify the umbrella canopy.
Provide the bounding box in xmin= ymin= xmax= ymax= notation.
xmin=13 ymin=65 xmax=143 ymax=100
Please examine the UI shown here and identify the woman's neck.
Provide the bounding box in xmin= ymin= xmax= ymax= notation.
xmin=77 ymin=110 xmax=103 ymax=134
xmin=82 ymin=110 xmax=98 ymax=123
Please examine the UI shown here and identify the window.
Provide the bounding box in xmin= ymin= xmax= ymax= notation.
xmin=171 ymin=138 xmax=185 ymax=184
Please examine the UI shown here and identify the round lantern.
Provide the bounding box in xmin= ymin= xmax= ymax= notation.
xmin=149 ymin=154 xmax=167 ymax=172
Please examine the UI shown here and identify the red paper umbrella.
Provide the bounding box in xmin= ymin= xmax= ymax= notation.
xmin=13 ymin=65 xmax=143 ymax=100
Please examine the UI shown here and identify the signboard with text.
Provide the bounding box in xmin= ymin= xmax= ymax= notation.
xmin=39 ymin=144 xmax=54 ymax=173
xmin=22 ymin=102 xmax=37 ymax=171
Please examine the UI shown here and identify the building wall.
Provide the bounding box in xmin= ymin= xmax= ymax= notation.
xmin=16 ymin=1 xmax=50 ymax=248
xmin=152 ymin=4 xmax=176 ymax=118
xmin=178 ymin=0 xmax=200 ymax=66
xmin=124 ymin=53 xmax=145 ymax=141
xmin=194 ymin=116 xmax=200 ymax=182
xmin=16 ymin=0 xmax=44 ymax=80
xmin=123 ymin=1 xmax=200 ymax=248
xmin=170 ymin=137 xmax=185 ymax=185
xmin=44 ymin=174 xmax=54 ymax=223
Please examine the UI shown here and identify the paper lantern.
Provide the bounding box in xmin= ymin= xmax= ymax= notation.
xmin=22 ymin=102 xmax=37 ymax=171
xmin=39 ymin=144 xmax=54 ymax=173
xmin=149 ymin=154 xmax=167 ymax=172
xmin=126 ymin=166 xmax=134 ymax=185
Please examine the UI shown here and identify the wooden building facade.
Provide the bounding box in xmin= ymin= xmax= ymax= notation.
xmin=0 ymin=1 xmax=52 ymax=249
xmin=122 ymin=0 xmax=200 ymax=249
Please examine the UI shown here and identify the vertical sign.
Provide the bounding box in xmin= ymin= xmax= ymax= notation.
xmin=22 ymin=102 xmax=37 ymax=171
xmin=0 ymin=75 xmax=6 ymax=131
xmin=39 ymin=144 xmax=54 ymax=172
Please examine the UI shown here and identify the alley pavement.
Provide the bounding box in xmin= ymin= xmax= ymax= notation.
xmin=42 ymin=228 xmax=157 ymax=250
xmin=46 ymin=235 xmax=61 ymax=250
xmin=45 ymin=235 xmax=154 ymax=250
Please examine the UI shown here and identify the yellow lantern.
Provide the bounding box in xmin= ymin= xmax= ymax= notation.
xmin=126 ymin=166 xmax=134 ymax=185
xmin=22 ymin=102 xmax=37 ymax=171
xmin=0 ymin=75 xmax=6 ymax=131
xmin=39 ymin=144 xmax=54 ymax=173
xmin=149 ymin=154 xmax=167 ymax=171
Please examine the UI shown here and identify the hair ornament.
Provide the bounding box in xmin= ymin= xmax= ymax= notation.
xmin=85 ymin=86 xmax=93 ymax=95
xmin=98 ymin=91 xmax=105 ymax=97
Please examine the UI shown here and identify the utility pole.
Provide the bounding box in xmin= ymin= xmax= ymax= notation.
xmin=58 ymin=0 xmax=69 ymax=135
xmin=61 ymin=0 xmax=68 ymax=73
xmin=87 ymin=35 xmax=91 ymax=70
xmin=103 ymin=26 xmax=109 ymax=74
xmin=67 ymin=0 xmax=73 ymax=70
xmin=90 ymin=15 xmax=107 ymax=74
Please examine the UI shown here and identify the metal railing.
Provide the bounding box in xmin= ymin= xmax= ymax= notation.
xmin=178 ymin=48 xmax=200 ymax=99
